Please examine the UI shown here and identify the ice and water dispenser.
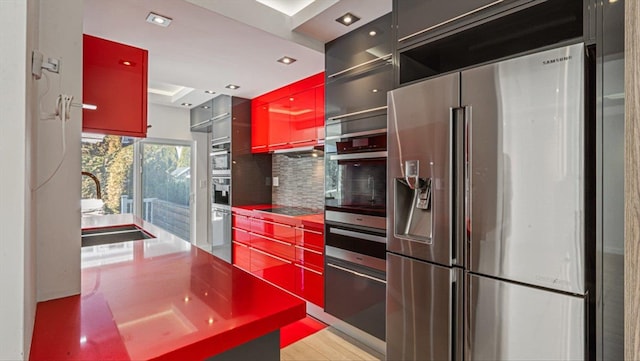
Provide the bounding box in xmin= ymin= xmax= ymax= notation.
xmin=394 ymin=159 xmax=434 ymax=243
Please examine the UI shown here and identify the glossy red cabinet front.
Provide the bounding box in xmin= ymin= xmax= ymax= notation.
xmin=231 ymin=208 xmax=324 ymax=307
xmin=251 ymin=72 xmax=325 ymax=153
xmin=232 ymin=241 xmax=251 ymax=272
xmin=294 ymin=264 xmax=324 ymax=307
xmin=83 ymin=34 xmax=148 ymax=137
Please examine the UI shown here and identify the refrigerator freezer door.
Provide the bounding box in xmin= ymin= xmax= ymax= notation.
xmin=463 ymin=43 xmax=585 ymax=294
xmin=466 ymin=273 xmax=585 ymax=360
xmin=387 ymin=253 xmax=463 ymax=361
xmin=387 ymin=72 xmax=462 ymax=266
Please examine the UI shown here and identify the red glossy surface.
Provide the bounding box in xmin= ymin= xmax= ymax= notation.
xmin=280 ymin=316 xmax=327 ymax=348
xmin=315 ymin=85 xmax=325 ymax=141
xmin=83 ymin=34 xmax=147 ymax=138
xmin=230 ymin=205 xmax=325 ymax=307
xmin=232 ymin=241 xmax=251 ymax=271
xmin=297 ymin=228 xmax=324 ymax=253
xmin=30 ymin=237 xmax=305 ymax=361
xmin=251 ymin=73 xmax=325 ymax=153
xmin=294 ymin=265 xmax=324 ymax=308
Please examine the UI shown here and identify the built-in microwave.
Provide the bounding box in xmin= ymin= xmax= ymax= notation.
xmin=211 ymin=142 xmax=230 ymax=175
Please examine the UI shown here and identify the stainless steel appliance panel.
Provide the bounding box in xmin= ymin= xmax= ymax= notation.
xmin=387 ymin=253 xmax=463 ymax=361
xmin=463 ymin=43 xmax=585 ymax=294
xmin=466 ymin=273 xmax=585 ymax=360
xmin=211 ymin=207 xmax=231 ymax=262
xmin=387 ymin=72 xmax=461 ymax=266
xmin=325 ymin=255 xmax=387 ymax=341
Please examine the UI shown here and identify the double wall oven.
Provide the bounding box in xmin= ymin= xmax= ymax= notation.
xmin=324 ymin=109 xmax=387 ymax=341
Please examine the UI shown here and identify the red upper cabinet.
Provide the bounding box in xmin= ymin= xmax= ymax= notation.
xmin=289 ymin=88 xmax=317 ymax=147
xmin=83 ymin=34 xmax=148 ymax=138
xmin=251 ymin=72 xmax=325 ymax=153
xmin=251 ymin=101 xmax=269 ymax=151
xmin=315 ymin=86 xmax=325 ymax=142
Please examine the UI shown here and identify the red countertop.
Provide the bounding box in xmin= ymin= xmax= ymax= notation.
xmin=30 ymin=231 xmax=306 ymax=360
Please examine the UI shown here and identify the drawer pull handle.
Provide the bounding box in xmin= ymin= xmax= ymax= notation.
xmin=327 ymin=263 xmax=386 ymax=284
xmin=294 ymin=245 xmax=323 ymax=255
xmin=252 ymin=248 xmax=292 ymax=264
xmin=250 ymin=232 xmax=292 ymax=246
xmin=294 ymin=263 xmax=323 ymax=275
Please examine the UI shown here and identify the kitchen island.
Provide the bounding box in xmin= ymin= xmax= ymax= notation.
xmin=30 ymin=216 xmax=306 ymax=360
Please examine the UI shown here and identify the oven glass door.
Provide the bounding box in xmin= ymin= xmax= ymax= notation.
xmin=211 ymin=142 xmax=230 ymax=175
xmin=326 ymin=155 xmax=386 ymax=217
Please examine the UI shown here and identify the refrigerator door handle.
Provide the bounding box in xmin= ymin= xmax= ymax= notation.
xmin=453 ymin=106 xmax=469 ymax=266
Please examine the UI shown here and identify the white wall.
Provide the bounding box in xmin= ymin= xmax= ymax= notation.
xmin=35 ymin=0 xmax=83 ymax=301
xmin=0 ymin=0 xmax=36 ymax=358
xmin=147 ymin=103 xmax=209 ymax=246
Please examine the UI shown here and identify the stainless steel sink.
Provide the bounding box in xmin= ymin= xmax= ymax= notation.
xmin=81 ymin=225 xmax=154 ymax=247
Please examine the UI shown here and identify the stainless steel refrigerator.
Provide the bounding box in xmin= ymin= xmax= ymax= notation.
xmin=386 ymin=43 xmax=587 ymax=360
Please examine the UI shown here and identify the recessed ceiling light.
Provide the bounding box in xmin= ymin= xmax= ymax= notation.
xmin=181 ymin=102 xmax=192 ymax=107
xmin=146 ymin=12 xmax=172 ymax=27
xmin=369 ymin=30 xmax=377 ymax=36
xmin=336 ymin=12 xmax=360 ymax=26
xmin=201 ymin=105 xmax=210 ymax=109
xmin=204 ymin=90 xmax=215 ymax=94
xmin=372 ymin=89 xmax=378 ymax=93
xmin=225 ymin=84 xmax=240 ymax=90
xmin=277 ymin=56 xmax=297 ymax=65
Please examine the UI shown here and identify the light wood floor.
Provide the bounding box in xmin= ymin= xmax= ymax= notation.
xmin=281 ymin=327 xmax=384 ymax=361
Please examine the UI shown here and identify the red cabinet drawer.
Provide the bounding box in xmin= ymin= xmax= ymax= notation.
xmin=250 ymin=248 xmax=295 ymax=292
xmin=297 ymin=228 xmax=324 ymax=252
xmin=233 ymin=214 xmax=252 ymax=230
xmin=232 ymin=227 xmax=252 ymax=245
xmin=232 ymin=242 xmax=250 ymax=272
xmin=251 ymin=218 xmax=296 ymax=244
xmin=295 ymin=246 xmax=323 ymax=272
xmin=252 ymin=233 xmax=295 ymax=262
xmin=294 ymin=264 xmax=324 ymax=307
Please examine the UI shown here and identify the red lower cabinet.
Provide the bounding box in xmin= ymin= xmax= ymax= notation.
xmin=250 ymin=248 xmax=295 ymax=293
xmin=294 ymin=264 xmax=324 ymax=307
xmin=232 ymin=208 xmax=324 ymax=306
xmin=232 ymin=242 xmax=251 ymax=272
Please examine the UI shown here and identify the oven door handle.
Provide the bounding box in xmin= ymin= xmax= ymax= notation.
xmin=329 ymin=227 xmax=387 ymax=244
xmin=327 ymin=263 xmax=387 ymax=284
xmin=329 ymin=151 xmax=387 ymax=161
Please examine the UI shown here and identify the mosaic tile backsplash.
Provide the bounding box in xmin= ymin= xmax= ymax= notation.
xmin=272 ymin=154 xmax=324 ymax=211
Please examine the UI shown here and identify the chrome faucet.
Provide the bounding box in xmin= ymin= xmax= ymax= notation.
xmin=82 ymin=172 xmax=102 ymax=199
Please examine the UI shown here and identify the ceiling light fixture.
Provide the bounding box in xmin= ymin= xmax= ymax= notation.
xmin=146 ymin=12 xmax=172 ymax=27
xmin=204 ymin=90 xmax=215 ymax=94
xmin=225 ymin=84 xmax=240 ymax=90
xmin=369 ymin=30 xmax=377 ymax=36
xmin=201 ymin=105 xmax=210 ymax=109
xmin=336 ymin=12 xmax=360 ymax=26
xmin=277 ymin=56 xmax=297 ymax=65
xmin=181 ymin=102 xmax=192 ymax=107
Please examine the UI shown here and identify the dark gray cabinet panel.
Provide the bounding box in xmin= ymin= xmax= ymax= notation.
xmin=325 ymin=13 xmax=392 ymax=78
xmin=325 ymin=63 xmax=392 ymax=120
xmin=395 ymin=0 xmax=534 ymax=47
xmin=191 ymin=95 xmax=232 ymax=133
xmin=190 ymin=100 xmax=213 ymax=131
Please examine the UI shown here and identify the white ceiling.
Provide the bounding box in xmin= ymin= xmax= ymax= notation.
xmin=83 ymin=0 xmax=391 ymax=109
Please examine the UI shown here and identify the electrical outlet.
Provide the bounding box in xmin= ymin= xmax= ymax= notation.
xmin=273 ymin=177 xmax=279 ymax=187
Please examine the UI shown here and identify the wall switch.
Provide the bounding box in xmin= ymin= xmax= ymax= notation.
xmin=273 ymin=177 xmax=279 ymax=187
